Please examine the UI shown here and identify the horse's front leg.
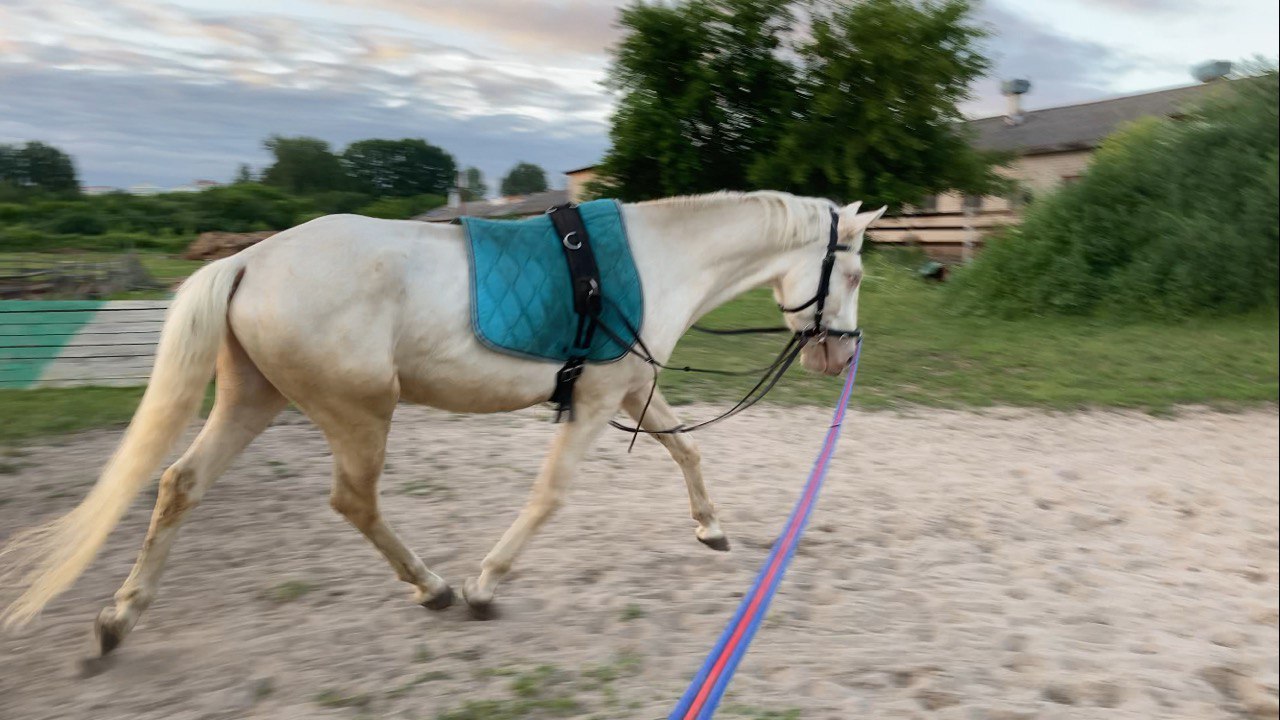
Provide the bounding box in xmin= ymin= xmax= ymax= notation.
xmin=463 ymin=383 xmax=622 ymax=616
xmin=622 ymin=388 xmax=728 ymax=551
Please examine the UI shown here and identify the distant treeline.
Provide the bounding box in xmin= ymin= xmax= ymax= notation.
xmin=0 ymin=183 xmax=445 ymax=253
xmin=0 ymin=135 xmax=551 ymax=252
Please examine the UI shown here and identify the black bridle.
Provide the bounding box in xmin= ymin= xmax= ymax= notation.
xmin=604 ymin=206 xmax=862 ymax=443
xmin=779 ymin=207 xmax=862 ymax=343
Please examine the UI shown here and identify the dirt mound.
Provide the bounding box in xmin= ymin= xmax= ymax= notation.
xmin=183 ymin=230 xmax=277 ymax=260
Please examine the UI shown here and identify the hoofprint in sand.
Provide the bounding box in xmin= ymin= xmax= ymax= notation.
xmin=0 ymin=404 xmax=1276 ymax=719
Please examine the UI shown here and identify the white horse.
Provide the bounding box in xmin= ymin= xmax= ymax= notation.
xmin=0 ymin=190 xmax=884 ymax=654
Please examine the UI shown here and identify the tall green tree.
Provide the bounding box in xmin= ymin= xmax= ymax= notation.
xmin=341 ymin=139 xmax=457 ymax=197
xmin=0 ymin=141 xmax=80 ymax=193
xmin=233 ymin=163 xmax=254 ymax=184
xmin=598 ymin=0 xmax=796 ymax=200
xmin=461 ymin=166 xmax=488 ymax=200
xmin=751 ymin=0 xmax=1003 ymax=206
xmin=261 ymin=136 xmax=347 ymax=194
xmin=499 ymin=162 xmax=549 ymax=195
xmin=597 ymin=0 xmax=1003 ymax=207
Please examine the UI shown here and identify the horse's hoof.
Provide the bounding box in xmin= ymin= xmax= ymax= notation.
xmin=94 ymin=608 xmax=125 ymax=656
xmin=698 ymin=534 xmax=731 ymax=552
xmin=462 ymin=580 xmax=498 ymax=620
xmin=420 ymin=585 xmax=455 ymax=611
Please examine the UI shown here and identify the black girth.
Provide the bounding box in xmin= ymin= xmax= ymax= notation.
xmin=545 ymin=203 xmax=602 ymax=422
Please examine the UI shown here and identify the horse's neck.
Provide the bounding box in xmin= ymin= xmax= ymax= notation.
xmin=624 ymin=199 xmax=803 ymax=356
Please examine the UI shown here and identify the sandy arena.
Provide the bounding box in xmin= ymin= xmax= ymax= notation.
xmin=1 ymin=404 xmax=1277 ymax=719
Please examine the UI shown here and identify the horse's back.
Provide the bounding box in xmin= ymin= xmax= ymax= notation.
xmin=226 ymin=215 xmax=464 ymax=387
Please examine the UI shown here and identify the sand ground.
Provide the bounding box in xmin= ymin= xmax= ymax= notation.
xmin=0 ymin=404 xmax=1276 ymax=720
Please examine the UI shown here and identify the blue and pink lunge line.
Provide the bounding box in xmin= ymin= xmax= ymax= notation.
xmin=669 ymin=341 xmax=863 ymax=720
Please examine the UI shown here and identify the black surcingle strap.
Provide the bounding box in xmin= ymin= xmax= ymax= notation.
xmin=546 ymin=203 xmax=603 ymax=422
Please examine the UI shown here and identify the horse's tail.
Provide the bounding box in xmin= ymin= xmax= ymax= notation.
xmin=0 ymin=254 xmax=247 ymax=628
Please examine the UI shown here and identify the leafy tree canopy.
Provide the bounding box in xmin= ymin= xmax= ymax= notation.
xmin=261 ymin=136 xmax=348 ymax=194
xmin=341 ymin=138 xmax=457 ymax=197
xmin=597 ymin=0 xmax=1005 ymax=207
xmin=500 ymin=162 xmax=550 ymax=196
xmin=0 ymin=141 xmax=80 ymax=194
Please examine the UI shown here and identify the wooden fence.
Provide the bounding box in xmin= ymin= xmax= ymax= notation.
xmin=0 ymin=300 xmax=166 ymax=389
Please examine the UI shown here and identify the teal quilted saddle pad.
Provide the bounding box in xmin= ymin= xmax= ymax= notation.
xmin=461 ymin=199 xmax=644 ymax=363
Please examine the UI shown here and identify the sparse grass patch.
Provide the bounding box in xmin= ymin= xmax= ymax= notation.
xmin=511 ymin=664 xmax=572 ymax=698
xmin=252 ymin=678 xmax=274 ymax=701
xmin=620 ymin=603 xmax=646 ymax=621
xmin=437 ymin=656 xmax=643 ymax=720
xmin=315 ymin=688 xmax=372 ymax=710
xmin=265 ymin=459 xmax=296 ymax=479
xmin=386 ymin=670 xmax=451 ymax=698
xmin=399 ymin=478 xmax=451 ymax=498
xmin=263 ymin=580 xmax=314 ymax=604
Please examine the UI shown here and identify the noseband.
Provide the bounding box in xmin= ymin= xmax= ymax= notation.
xmin=777 ymin=208 xmax=862 ymax=344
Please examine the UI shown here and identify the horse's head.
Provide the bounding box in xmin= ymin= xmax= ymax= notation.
xmin=774 ymin=201 xmax=886 ymax=376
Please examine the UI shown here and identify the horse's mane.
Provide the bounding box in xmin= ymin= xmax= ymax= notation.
xmin=634 ymin=190 xmax=835 ymax=249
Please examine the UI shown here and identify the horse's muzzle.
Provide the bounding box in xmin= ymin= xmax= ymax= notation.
xmin=800 ymin=337 xmax=855 ymax=376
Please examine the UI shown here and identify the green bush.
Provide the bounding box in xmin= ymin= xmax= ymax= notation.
xmin=951 ymin=69 xmax=1279 ymax=318
xmin=46 ymin=209 xmax=108 ymax=235
xmin=309 ymin=190 xmax=374 ymax=215
xmin=356 ymin=194 xmax=445 ymax=219
xmin=0 ymin=183 xmax=444 ymax=251
xmin=190 ymin=184 xmax=305 ymax=232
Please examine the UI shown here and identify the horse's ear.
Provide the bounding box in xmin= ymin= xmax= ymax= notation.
xmin=847 ymin=205 xmax=887 ymax=234
xmin=839 ymin=201 xmax=863 ymax=221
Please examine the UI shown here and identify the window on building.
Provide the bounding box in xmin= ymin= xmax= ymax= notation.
xmin=962 ymin=194 xmax=984 ymax=212
xmin=917 ymin=194 xmax=937 ymax=213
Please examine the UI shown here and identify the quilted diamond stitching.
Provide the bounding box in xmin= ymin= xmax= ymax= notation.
xmin=462 ymin=200 xmax=643 ymax=363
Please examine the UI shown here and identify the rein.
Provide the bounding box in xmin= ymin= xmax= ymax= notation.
xmin=594 ymin=207 xmax=862 ymax=445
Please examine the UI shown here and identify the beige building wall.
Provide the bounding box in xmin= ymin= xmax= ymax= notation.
xmin=1005 ymin=150 xmax=1093 ymax=195
xmin=874 ymin=149 xmax=1097 ymax=259
xmin=566 ymin=169 xmax=597 ymax=203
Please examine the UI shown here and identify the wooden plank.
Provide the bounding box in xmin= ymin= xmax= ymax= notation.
xmin=0 ymin=320 xmax=166 ymax=336
xmin=38 ymin=357 xmax=155 ymax=382
xmin=0 ymin=308 xmax=167 ymax=325
xmin=0 ymin=334 xmax=160 ymax=349
xmin=0 ymin=345 xmax=156 ymax=360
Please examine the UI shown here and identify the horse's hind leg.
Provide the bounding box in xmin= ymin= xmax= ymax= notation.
xmin=96 ymin=332 xmax=287 ymax=654
xmin=309 ymin=394 xmax=454 ymax=610
xmin=622 ymin=388 xmax=728 ymax=551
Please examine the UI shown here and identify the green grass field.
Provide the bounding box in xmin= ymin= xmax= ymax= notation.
xmin=1 ymin=254 xmax=1275 ymax=445
xmin=660 ymin=256 xmax=1278 ymax=412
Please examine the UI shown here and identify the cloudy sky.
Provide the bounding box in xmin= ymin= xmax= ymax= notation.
xmin=1 ymin=0 xmax=1275 ymax=191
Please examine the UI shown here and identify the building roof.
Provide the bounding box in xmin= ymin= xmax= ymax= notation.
xmin=415 ymin=189 xmax=569 ymax=222
xmin=968 ymin=81 xmax=1227 ymax=155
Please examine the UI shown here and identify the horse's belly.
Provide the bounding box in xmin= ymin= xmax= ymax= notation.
xmin=394 ymin=347 xmax=558 ymax=414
